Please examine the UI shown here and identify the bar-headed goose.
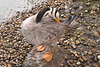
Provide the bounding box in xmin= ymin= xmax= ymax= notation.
xmin=21 ymin=7 xmax=73 ymax=62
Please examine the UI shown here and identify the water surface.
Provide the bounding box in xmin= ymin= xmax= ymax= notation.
xmin=0 ymin=0 xmax=47 ymax=22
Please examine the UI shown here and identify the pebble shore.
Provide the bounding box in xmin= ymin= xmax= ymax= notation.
xmin=0 ymin=0 xmax=100 ymax=67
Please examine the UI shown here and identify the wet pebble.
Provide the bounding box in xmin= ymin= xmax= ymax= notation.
xmin=85 ymin=10 xmax=89 ymax=13
xmin=87 ymin=26 xmax=92 ymax=31
xmin=93 ymin=64 xmax=99 ymax=67
xmin=92 ymin=6 xmax=97 ymax=11
xmin=0 ymin=0 xmax=100 ymax=67
xmin=94 ymin=32 xmax=99 ymax=37
xmin=88 ymin=52 xmax=93 ymax=55
xmin=90 ymin=10 xmax=96 ymax=14
xmin=86 ymin=2 xmax=91 ymax=6
xmin=81 ymin=37 xmax=87 ymax=41
xmin=71 ymin=12 xmax=75 ymax=15
xmin=97 ymin=54 xmax=100 ymax=61
xmin=76 ymin=61 xmax=81 ymax=65
xmin=71 ymin=44 xmax=76 ymax=48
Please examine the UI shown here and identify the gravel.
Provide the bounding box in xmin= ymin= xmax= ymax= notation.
xmin=0 ymin=0 xmax=100 ymax=67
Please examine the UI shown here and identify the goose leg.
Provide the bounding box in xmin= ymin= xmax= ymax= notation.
xmin=43 ymin=46 xmax=53 ymax=62
xmin=36 ymin=39 xmax=56 ymax=62
xmin=36 ymin=45 xmax=46 ymax=52
xmin=36 ymin=45 xmax=54 ymax=62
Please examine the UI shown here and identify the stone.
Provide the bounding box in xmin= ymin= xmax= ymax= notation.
xmin=59 ymin=38 xmax=65 ymax=42
xmin=94 ymin=32 xmax=99 ymax=37
xmin=85 ymin=10 xmax=88 ymax=13
xmin=76 ymin=40 xmax=80 ymax=45
xmin=79 ymin=58 xmax=83 ymax=62
xmin=81 ymin=37 xmax=87 ymax=41
xmin=92 ymin=6 xmax=97 ymax=10
xmin=87 ymin=26 xmax=92 ymax=31
xmin=91 ymin=11 xmax=96 ymax=14
xmin=71 ymin=12 xmax=75 ymax=15
xmin=77 ymin=61 xmax=81 ymax=65
xmin=88 ymin=52 xmax=92 ymax=55
xmin=93 ymin=64 xmax=99 ymax=67
xmin=94 ymin=24 xmax=98 ymax=27
xmin=86 ymin=2 xmax=91 ymax=6
xmin=71 ymin=44 xmax=76 ymax=48
xmin=97 ymin=55 xmax=100 ymax=61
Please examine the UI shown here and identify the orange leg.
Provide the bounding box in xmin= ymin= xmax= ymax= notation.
xmin=36 ymin=45 xmax=54 ymax=62
xmin=43 ymin=52 xmax=53 ymax=62
xmin=36 ymin=45 xmax=46 ymax=51
xmin=43 ymin=46 xmax=53 ymax=62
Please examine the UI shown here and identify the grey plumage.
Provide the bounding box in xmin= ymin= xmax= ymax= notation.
xmin=21 ymin=7 xmax=73 ymax=46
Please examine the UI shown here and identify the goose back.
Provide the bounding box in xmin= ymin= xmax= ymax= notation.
xmin=21 ymin=15 xmax=72 ymax=46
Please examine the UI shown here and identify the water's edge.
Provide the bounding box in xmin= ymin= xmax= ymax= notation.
xmin=0 ymin=0 xmax=47 ymax=23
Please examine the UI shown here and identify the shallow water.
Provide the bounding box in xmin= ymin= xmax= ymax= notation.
xmin=0 ymin=0 xmax=47 ymax=23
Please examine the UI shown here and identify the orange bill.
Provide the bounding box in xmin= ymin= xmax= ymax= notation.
xmin=56 ymin=18 xmax=60 ymax=23
xmin=43 ymin=52 xmax=53 ymax=62
xmin=36 ymin=45 xmax=46 ymax=51
xmin=50 ymin=47 xmax=53 ymax=53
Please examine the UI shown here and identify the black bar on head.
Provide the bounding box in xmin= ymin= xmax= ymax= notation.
xmin=36 ymin=7 xmax=50 ymax=23
xmin=51 ymin=8 xmax=53 ymax=14
xmin=55 ymin=10 xmax=57 ymax=18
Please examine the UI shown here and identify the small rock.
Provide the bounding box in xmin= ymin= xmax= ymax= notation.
xmin=10 ymin=49 xmax=16 ymax=54
xmin=59 ymin=38 xmax=65 ymax=42
xmin=81 ymin=37 xmax=87 ymax=41
xmin=93 ymin=64 xmax=99 ymax=67
xmin=79 ymin=58 xmax=83 ymax=62
xmin=87 ymin=26 xmax=92 ymax=31
xmin=94 ymin=32 xmax=99 ymax=37
xmin=91 ymin=10 xmax=96 ymax=14
xmin=79 ymin=6 xmax=83 ymax=10
xmin=64 ymin=56 xmax=68 ymax=60
xmin=84 ymin=51 xmax=88 ymax=54
xmin=70 ymin=37 xmax=76 ymax=42
xmin=71 ymin=12 xmax=75 ymax=15
xmin=94 ymin=24 xmax=98 ymax=27
xmin=85 ymin=10 xmax=88 ymax=13
xmin=86 ymin=2 xmax=91 ymax=6
xmin=7 ymin=64 xmax=12 ymax=67
xmin=61 ymin=14 xmax=64 ymax=17
xmin=92 ymin=6 xmax=97 ymax=10
xmin=82 ymin=56 xmax=88 ymax=61
xmin=88 ymin=52 xmax=92 ymax=55
xmin=63 ymin=16 xmax=67 ymax=18
xmin=76 ymin=31 xmax=81 ymax=35
xmin=67 ymin=60 xmax=73 ymax=67
xmin=76 ymin=40 xmax=80 ymax=45
xmin=64 ymin=40 xmax=69 ymax=43
xmin=97 ymin=55 xmax=100 ymax=61
xmin=76 ymin=61 xmax=81 ymax=65
xmin=24 ymin=44 xmax=30 ymax=47
xmin=71 ymin=44 xmax=76 ymax=48
xmin=92 ymin=49 xmax=98 ymax=53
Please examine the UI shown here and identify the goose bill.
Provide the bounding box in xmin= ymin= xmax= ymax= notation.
xmin=56 ymin=18 xmax=60 ymax=23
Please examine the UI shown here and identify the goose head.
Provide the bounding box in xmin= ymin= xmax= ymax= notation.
xmin=36 ymin=7 xmax=60 ymax=23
